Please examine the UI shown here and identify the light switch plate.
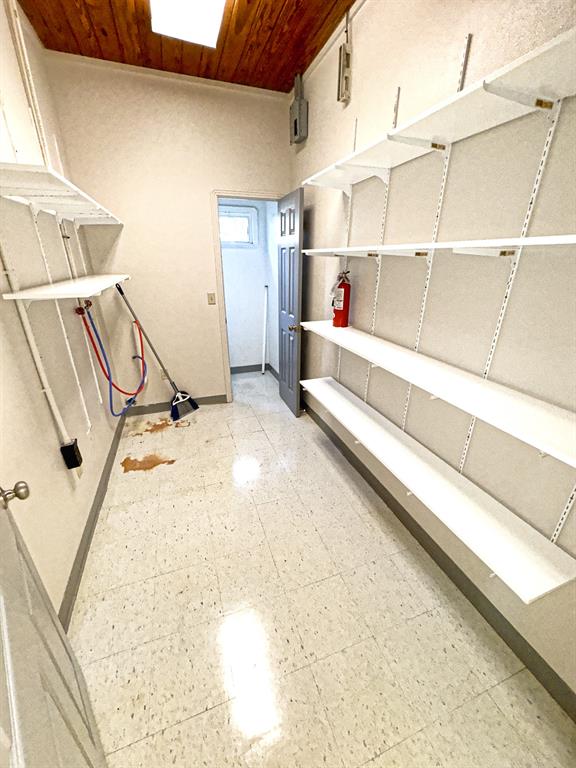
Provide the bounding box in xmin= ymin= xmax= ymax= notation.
xmin=207 ymin=292 xmax=216 ymax=305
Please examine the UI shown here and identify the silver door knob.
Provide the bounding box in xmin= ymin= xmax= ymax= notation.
xmin=0 ymin=481 xmax=30 ymax=509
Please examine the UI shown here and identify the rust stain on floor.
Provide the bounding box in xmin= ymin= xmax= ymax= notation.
xmin=129 ymin=418 xmax=172 ymax=437
xmin=120 ymin=454 xmax=176 ymax=473
xmin=146 ymin=418 xmax=172 ymax=433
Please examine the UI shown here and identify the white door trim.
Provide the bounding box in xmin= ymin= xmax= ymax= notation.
xmin=210 ymin=188 xmax=284 ymax=403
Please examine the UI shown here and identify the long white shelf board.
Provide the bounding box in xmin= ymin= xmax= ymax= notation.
xmin=0 ymin=164 xmax=121 ymax=225
xmin=300 ymin=377 xmax=576 ymax=604
xmin=303 ymin=234 xmax=576 ymax=258
xmin=2 ymin=274 xmax=129 ymax=301
xmin=303 ymin=29 xmax=576 ymax=190
xmin=302 ymin=321 xmax=576 ymax=468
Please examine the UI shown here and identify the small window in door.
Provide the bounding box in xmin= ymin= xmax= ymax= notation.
xmin=219 ymin=206 xmax=258 ymax=248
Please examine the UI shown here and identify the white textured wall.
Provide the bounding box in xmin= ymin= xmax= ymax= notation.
xmin=45 ymin=53 xmax=292 ymax=404
xmin=0 ymin=5 xmax=292 ymax=608
xmin=296 ymin=0 xmax=576 ymax=690
xmin=0 ymin=5 xmax=117 ymax=609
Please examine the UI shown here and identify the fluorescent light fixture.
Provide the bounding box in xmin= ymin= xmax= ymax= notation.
xmin=150 ymin=0 xmax=226 ymax=48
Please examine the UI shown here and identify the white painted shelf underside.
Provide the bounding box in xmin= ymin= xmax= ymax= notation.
xmin=301 ymin=377 xmax=576 ymax=604
xmin=2 ymin=274 xmax=129 ymax=301
xmin=303 ymin=29 xmax=576 ymax=190
xmin=0 ymin=163 xmax=121 ymax=225
xmin=301 ymin=321 xmax=576 ymax=468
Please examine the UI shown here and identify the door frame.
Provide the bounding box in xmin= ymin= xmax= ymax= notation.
xmin=210 ymin=188 xmax=285 ymax=402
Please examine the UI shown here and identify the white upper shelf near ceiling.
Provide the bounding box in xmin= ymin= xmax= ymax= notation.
xmin=303 ymin=234 xmax=576 ymax=258
xmin=0 ymin=163 xmax=121 ymax=225
xmin=2 ymin=274 xmax=129 ymax=301
xmin=300 ymin=376 xmax=576 ymax=604
xmin=301 ymin=320 xmax=576 ymax=468
xmin=302 ymin=29 xmax=576 ymax=190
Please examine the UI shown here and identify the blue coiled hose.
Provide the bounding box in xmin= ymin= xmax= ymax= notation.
xmin=86 ymin=308 xmax=147 ymax=417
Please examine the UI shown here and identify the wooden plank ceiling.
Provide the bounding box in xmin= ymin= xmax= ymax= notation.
xmin=20 ymin=0 xmax=356 ymax=93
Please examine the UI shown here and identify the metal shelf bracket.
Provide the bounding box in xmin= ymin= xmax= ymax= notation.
xmin=389 ymin=134 xmax=448 ymax=151
xmin=482 ymin=80 xmax=555 ymax=110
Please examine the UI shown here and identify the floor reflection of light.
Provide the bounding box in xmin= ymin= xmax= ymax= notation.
xmin=218 ymin=610 xmax=280 ymax=746
xmin=232 ymin=455 xmax=261 ymax=486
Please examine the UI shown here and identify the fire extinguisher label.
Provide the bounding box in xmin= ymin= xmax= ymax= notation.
xmin=333 ymin=287 xmax=345 ymax=310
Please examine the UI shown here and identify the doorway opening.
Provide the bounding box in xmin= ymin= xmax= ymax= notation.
xmin=218 ymin=195 xmax=280 ymax=386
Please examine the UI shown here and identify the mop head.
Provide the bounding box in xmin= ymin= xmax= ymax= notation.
xmin=170 ymin=390 xmax=199 ymax=422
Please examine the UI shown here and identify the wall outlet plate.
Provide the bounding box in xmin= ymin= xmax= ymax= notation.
xmin=207 ymin=292 xmax=216 ymax=305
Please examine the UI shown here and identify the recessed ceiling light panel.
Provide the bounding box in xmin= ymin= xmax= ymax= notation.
xmin=150 ymin=0 xmax=226 ymax=48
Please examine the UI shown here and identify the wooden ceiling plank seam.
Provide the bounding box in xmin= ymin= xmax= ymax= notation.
xmin=275 ymin=0 xmax=355 ymax=91
xmin=249 ymin=0 xmax=299 ymax=88
xmin=297 ymin=0 xmax=356 ymax=72
xmin=216 ymin=0 xmax=266 ymax=82
xmin=81 ymin=0 xmax=125 ymax=63
xmin=231 ymin=0 xmax=285 ymax=84
xmin=105 ymin=0 xmax=128 ymax=63
xmin=273 ymin=0 xmax=348 ymax=92
xmin=199 ymin=0 xmax=238 ymax=80
xmin=18 ymin=0 xmax=82 ymax=56
xmin=65 ymin=0 xmax=104 ymax=60
xmin=181 ymin=40 xmax=204 ymax=76
xmin=161 ymin=36 xmax=183 ymax=74
xmin=108 ymin=0 xmax=142 ymax=66
xmin=133 ymin=0 xmax=162 ymax=71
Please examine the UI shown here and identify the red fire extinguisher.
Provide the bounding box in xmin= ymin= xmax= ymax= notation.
xmin=331 ymin=270 xmax=351 ymax=327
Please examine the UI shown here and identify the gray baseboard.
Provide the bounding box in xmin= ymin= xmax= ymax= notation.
xmin=129 ymin=394 xmax=227 ymax=416
xmin=231 ymin=364 xmax=279 ymax=379
xmin=58 ymin=414 xmax=126 ymax=631
xmin=306 ymin=405 xmax=576 ymax=722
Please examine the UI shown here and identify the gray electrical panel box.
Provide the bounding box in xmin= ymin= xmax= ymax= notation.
xmin=290 ymin=74 xmax=308 ymax=144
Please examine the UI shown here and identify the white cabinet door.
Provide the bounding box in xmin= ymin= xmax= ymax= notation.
xmin=0 ymin=504 xmax=106 ymax=768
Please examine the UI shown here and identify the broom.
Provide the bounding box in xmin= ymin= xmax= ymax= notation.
xmin=115 ymin=283 xmax=199 ymax=421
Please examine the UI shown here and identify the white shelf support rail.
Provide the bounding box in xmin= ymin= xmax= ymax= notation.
xmin=59 ymin=219 xmax=103 ymax=406
xmin=300 ymin=377 xmax=576 ymax=604
xmin=336 ymin=120 xmax=360 ymax=381
xmin=336 ymin=186 xmax=355 ymax=382
xmin=29 ymin=205 xmax=92 ymax=435
xmin=401 ymin=142 xmax=452 ymax=431
xmin=551 ymin=483 xmax=576 ymax=545
xmin=301 ymin=31 xmax=576 ymax=193
xmin=301 ymin=321 xmax=576 ymax=467
xmin=363 ymin=167 xmax=390 ymax=401
xmin=457 ymin=33 xmax=473 ymax=92
xmin=0 ymin=244 xmax=78 ymax=487
xmin=458 ymin=98 xmax=564 ymax=473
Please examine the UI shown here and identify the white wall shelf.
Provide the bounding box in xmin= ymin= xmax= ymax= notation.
xmin=301 ymin=321 xmax=576 ymax=468
xmin=302 ymin=29 xmax=576 ymax=190
xmin=300 ymin=377 xmax=576 ymax=603
xmin=0 ymin=163 xmax=121 ymax=225
xmin=2 ymin=274 xmax=129 ymax=301
xmin=303 ymin=234 xmax=576 ymax=258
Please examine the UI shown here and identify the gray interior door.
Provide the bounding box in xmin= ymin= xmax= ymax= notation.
xmin=278 ymin=187 xmax=304 ymax=416
xmin=0 ymin=498 xmax=106 ymax=768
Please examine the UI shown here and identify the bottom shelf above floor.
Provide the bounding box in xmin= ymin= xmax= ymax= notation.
xmin=300 ymin=376 xmax=576 ymax=605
